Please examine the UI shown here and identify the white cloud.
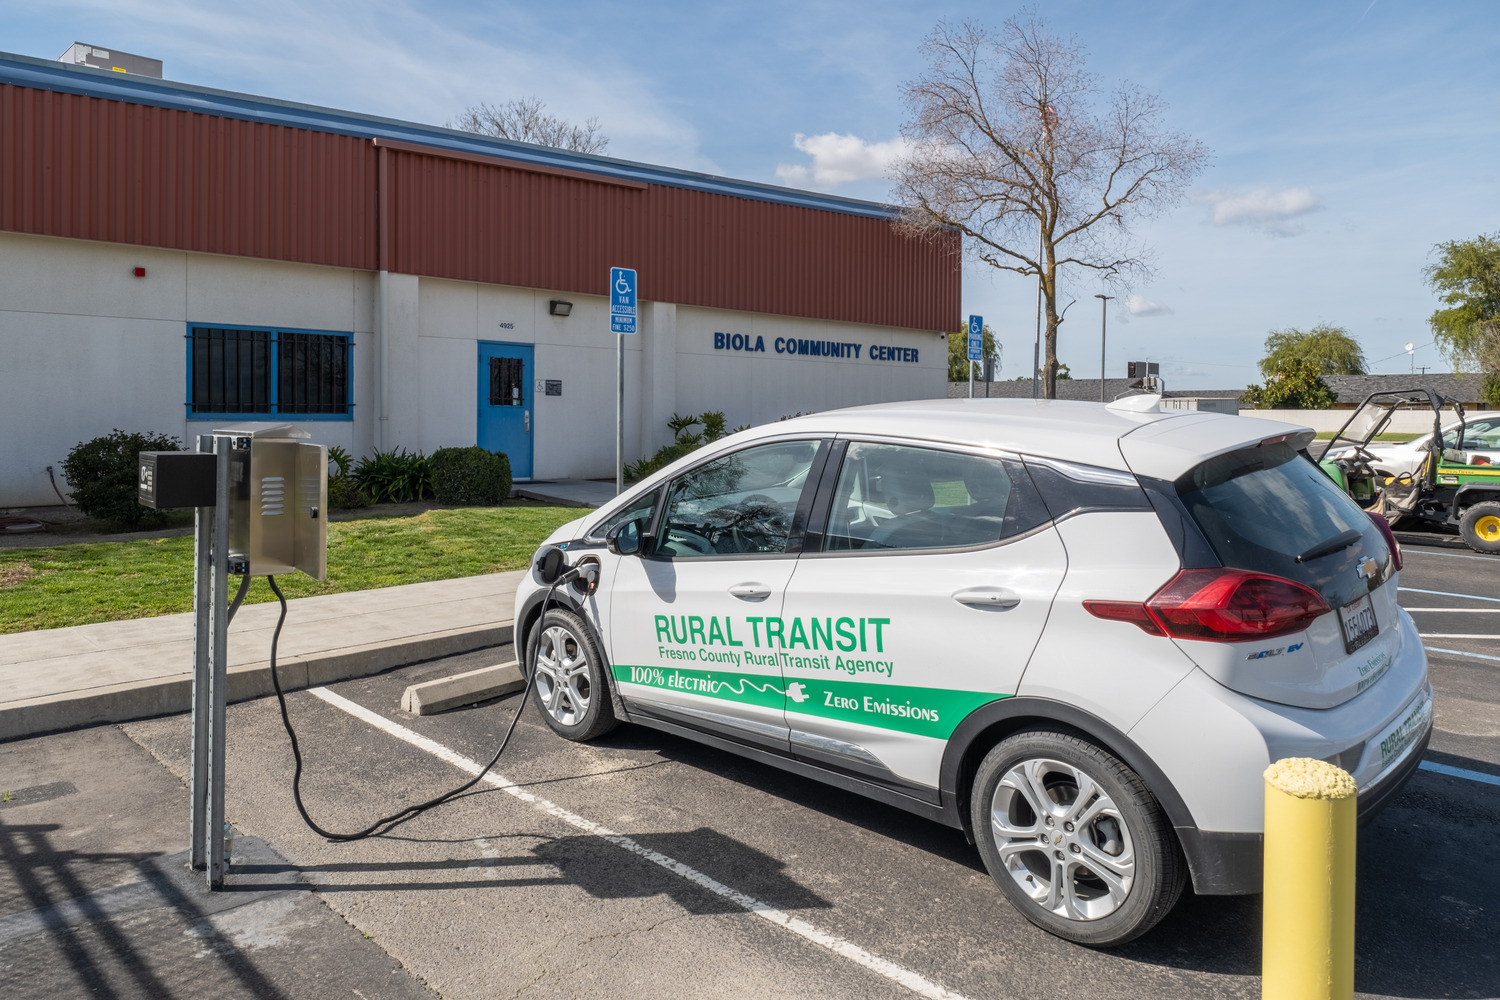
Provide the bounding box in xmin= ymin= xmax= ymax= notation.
xmin=1123 ymin=294 xmax=1173 ymax=317
xmin=1195 ymin=186 xmax=1321 ymax=236
xmin=775 ymin=132 xmax=908 ymax=190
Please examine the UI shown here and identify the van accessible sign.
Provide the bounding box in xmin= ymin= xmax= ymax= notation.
xmin=712 ymin=332 xmax=920 ymax=364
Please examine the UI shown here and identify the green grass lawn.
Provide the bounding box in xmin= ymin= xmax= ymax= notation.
xmin=0 ymin=503 xmax=584 ymax=634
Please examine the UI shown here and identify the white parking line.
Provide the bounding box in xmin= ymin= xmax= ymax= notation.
xmin=1426 ymin=646 xmax=1500 ymax=663
xmin=1419 ymin=634 xmax=1500 ymax=639
xmin=308 ymin=686 xmax=974 ymax=1000
xmin=1404 ymin=608 xmax=1500 ymax=612
xmin=1400 ymin=587 xmax=1500 ymax=604
xmin=1420 ymin=761 xmax=1500 ymax=787
xmin=1400 ymin=549 xmax=1499 ymax=563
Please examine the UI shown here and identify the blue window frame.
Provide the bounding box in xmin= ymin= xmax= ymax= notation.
xmin=186 ymin=323 xmax=353 ymax=421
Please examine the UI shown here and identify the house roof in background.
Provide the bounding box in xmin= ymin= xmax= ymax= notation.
xmin=946 ymin=373 xmax=1490 ymax=406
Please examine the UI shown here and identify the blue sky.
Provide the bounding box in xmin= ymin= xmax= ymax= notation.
xmin=8 ymin=1 xmax=1499 ymax=387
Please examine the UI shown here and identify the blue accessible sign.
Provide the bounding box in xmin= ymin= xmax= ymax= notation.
xmin=967 ymin=315 xmax=983 ymax=361
xmin=611 ymin=267 xmax=637 ymax=335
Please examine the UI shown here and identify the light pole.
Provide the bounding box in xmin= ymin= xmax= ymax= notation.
xmin=1094 ymin=294 xmax=1113 ymax=403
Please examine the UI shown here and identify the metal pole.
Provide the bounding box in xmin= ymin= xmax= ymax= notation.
xmin=1031 ymin=224 xmax=1043 ymax=400
xmin=1095 ymin=294 xmax=1113 ymax=403
xmin=189 ymin=434 xmax=214 ymax=870
xmin=968 ymin=359 xmax=974 ymax=398
xmin=207 ymin=435 xmax=231 ymax=888
xmin=616 ymin=331 xmax=624 ymax=496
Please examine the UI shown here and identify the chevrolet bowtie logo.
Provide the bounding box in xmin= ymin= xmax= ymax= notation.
xmin=1358 ymin=556 xmax=1379 ymax=581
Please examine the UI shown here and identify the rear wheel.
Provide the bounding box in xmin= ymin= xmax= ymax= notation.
xmin=525 ymin=607 xmax=619 ymax=741
xmin=971 ymin=728 xmax=1185 ymax=947
xmin=1459 ymin=501 xmax=1500 ymax=554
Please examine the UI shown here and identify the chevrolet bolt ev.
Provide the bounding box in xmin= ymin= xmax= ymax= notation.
xmin=514 ymin=398 xmax=1432 ymax=946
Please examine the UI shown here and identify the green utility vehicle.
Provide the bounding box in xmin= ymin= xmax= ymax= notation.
xmin=1319 ymin=388 xmax=1500 ymax=553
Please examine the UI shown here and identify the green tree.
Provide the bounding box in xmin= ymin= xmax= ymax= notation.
xmin=1257 ymin=324 xmax=1366 ymax=378
xmin=1425 ymin=233 xmax=1500 ymax=405
xmin=947 ymin=324 xmax=999 ymax=381
xmin=1242 ymin=358 xmax=1338 ymax=410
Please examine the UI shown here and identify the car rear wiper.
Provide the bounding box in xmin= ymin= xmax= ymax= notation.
xmin=1295 ymin=528 xmax=1362 ymax=563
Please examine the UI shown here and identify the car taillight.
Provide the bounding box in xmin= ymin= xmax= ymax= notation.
xmin=1366 ymin=511 xmax=1402 ymax=571
xmin=1084 ymin=568 xmax=1330 ymax=642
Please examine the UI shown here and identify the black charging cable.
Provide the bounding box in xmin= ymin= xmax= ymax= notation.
xmin=261 ymin=567 xmax=578 ymax=842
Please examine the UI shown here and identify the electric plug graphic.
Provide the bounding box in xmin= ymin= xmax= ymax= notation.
xmin=785 ymin=681 xmax=810 ymax=703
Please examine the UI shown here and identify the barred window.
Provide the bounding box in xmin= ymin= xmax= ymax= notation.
xmin=188 ymin=325 xmax=352 ymax=419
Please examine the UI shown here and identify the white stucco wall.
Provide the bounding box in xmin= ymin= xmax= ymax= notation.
xmin=0 ymin=231 xmax=947 ymax=507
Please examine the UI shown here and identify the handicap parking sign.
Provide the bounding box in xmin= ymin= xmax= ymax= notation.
xmin=967 ymin=315 xmax=983 ymax=361
xmin=611 ymin=267 xmax=637 ymax=335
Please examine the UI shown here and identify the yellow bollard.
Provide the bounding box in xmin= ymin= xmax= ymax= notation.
xmin=1262 ymin=757 xmax=1358 ymax=1000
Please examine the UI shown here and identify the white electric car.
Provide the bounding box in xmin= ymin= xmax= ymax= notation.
xmin=513 ymin=397 xmax=1432 ymax=946
xmin=1362 ymin=410 xmax=1500 ymax=476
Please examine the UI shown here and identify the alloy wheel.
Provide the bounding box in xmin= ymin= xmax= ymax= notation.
xmin=989 ymin=757 xmax=1136 ymax=921
xmin=533 ymin=624 xmax=592 ymax=727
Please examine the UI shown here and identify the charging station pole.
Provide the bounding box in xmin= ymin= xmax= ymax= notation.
xmin=188 ymin=433 xmax=232 ymax=885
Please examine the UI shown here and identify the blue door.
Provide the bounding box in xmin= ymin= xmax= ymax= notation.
xmin=477 ymin=341 xmax=534 ymax=480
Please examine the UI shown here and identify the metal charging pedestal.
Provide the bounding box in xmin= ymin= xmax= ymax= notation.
xmin=189 ymin=432 xmax=235 ymax=887
xmin=175 ymin=425 xmax=327 ymax=890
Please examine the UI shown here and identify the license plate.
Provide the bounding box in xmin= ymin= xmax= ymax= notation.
xmin=1339 ymin=594 xmax=1378 ymax=654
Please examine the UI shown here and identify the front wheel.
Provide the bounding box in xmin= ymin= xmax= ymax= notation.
xmin=971 ymin=728 xmax=1185 ymax=947
xmin=525 ymin=607 xmax=619 ymax=741
xmin=1459 ymin=501 xmax=1500 ymax=554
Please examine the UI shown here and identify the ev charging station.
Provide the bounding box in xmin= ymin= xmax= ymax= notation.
xmin=138 ymin=424 xmax=327 ymax=889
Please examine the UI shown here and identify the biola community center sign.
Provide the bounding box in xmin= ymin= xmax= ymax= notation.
xmin=712 ymin=332 xmax=921 ymax=364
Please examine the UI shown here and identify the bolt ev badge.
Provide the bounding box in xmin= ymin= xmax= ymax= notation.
xmin=1358 ymin=556 xmax=1379 ymax=581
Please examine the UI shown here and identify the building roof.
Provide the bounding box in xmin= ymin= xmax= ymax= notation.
xmin=1320 ymin=373 xmax=1489 ymax=406
xmin=947 ymin=373 xmax=1492 ymax=406
xmin=946 ymin=379 xmax=1244 ymax=401
xmin=0 ymin=52 xmax=958 ymax=331
xmin=0 ymin=51 xmax=898 ymax=221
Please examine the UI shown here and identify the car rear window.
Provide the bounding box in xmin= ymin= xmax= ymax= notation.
xmin=1176 ymin=441 xmax=1386 ymax=600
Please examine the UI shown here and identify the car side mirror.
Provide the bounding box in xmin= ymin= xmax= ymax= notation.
xmin=607 ymin=517 xmax=645 ymax=556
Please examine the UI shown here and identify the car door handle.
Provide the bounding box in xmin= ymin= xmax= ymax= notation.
xmin=729 ymin=583 xmax=772 ymax=601
xmin=953 ymin=587 xmax=1020 ymax=610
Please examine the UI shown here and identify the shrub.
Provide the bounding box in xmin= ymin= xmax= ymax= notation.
xmin=625 ymin=411 xmax=736 ymax=482
xmin=325 ymin=445 xmax=368 ymax=510
xmin=328 ymin=475 xmax=368 ymax=510
xmin=429 ymin=446 xmax=513 ymax=505
xmin=353 ymin=448 xmax=432 ymax=504
xmin=62 ymin=429 xmax=183 ymax=530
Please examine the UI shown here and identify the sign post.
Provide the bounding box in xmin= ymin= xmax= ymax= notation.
xmin=966 ymin=315 xmax=983 ymax=399
xmin=611 ymin=267 xmax=638 ymax=495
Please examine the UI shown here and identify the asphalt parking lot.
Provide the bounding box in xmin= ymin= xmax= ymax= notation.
xmin=3 ymin=544 xmax=1497 ymax=999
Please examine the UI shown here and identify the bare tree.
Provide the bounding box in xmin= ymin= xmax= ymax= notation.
xmin=449 ymin=97 xmax=609 ymax=154
xmin=893 ymin=17 xmax=1207 ymax=398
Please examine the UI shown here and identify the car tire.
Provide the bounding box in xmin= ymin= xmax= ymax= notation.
xmin=524 ymin=607 xmax=619 ymax=742
xmin=970 ymin=728 xmax=1185 ymax=947
xmin=1458 ymin=501 xmax=1500 ymax=554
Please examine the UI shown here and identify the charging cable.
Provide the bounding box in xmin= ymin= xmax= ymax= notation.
xmin=261 ymin=565 xmax=582 ymax=842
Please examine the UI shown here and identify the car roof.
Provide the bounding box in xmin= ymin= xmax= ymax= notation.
xmin=760 ymin=397 xmax=1311 ymax=476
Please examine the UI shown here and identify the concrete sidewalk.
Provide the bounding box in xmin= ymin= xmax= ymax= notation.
xmin=514 ymin=479 xmax=618 ymax=508
xmin=0 ymin=571 xmax=523 ymax=741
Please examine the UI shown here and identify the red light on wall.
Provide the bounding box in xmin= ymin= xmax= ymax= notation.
xmin=133 ymin=267 xmax=146 ymax=277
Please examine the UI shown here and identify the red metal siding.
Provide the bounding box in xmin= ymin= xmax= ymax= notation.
xmin=0 ymin=84 xmax=958 ymax=330
xmin=0 ymin=84 xmax=376 ymax=270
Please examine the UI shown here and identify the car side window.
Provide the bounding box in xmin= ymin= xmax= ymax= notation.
xmin=656 ymin=440 xmax=821 ymax=558
xmin=1461 ymin=419 xmax=1500 ymax=449
xmin=592 ymin=490 xmax=658 ymax=542
xmin=823 ymin=443 xmax=1025 ymax=552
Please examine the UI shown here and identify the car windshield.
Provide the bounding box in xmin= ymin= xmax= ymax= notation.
xmin=1176 ymin=442 xmax=1386 ymax=602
